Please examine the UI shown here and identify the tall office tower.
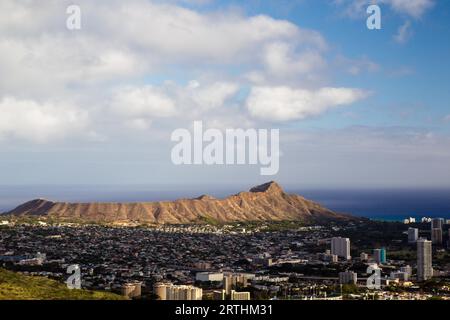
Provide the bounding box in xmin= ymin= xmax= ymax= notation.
xmin=380 ymin=248 xmax=386 ymax=263
xmin=373 ymin=248 xmax=386 ymax=264
xmin=408 ymin=228 xmax=419 ymax=243
xmin=417 ymin=239 xmax=433 ymax=281
xmin=430 ymin=218 xmax=444 ymax=245
xmin=331 ymin=237 xmax=351 ymax=260
xmin=431 ymin=218 xmax=444 ymax=230
xmin=431 ymin=228 xmax=443 ymax=245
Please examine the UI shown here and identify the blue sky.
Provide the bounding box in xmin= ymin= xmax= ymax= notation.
xmin=187 ymin=0 xmax=450 ymax=129
xmin=0 ymin=0 xmax=449 ymax=189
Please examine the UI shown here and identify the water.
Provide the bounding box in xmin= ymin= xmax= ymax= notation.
xmin=1 ymin=185 xmax=449 ymax=221
xmin=293 ymin=188 xmax=450 ymax=221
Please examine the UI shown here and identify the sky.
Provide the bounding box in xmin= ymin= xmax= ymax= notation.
xmin=0 ymin=0 xmax=450 ymax=190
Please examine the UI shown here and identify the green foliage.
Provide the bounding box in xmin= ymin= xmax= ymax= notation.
xmin=341 ymin=284 xmax=359 ymax=294
xmin=0 ymin=268 xmax=126 ymax=300
xmin=196 ymin=216 xmax=221 ymax=226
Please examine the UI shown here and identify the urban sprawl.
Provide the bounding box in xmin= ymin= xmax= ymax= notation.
xmin=0 ymin=217 xmax=449 ymax=300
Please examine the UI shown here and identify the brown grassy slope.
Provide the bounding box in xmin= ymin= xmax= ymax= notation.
xmin=6 ymin=181 xmax=351 ymax=224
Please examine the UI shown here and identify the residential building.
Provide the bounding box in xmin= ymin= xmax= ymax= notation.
xmin=331 ymin=237 xmax=351 ymax=260
xmin=166 ymin=285 xmax=203 ymax=300
xmin=373 ymin=248 xmax=386 ymax=264
xmin=417 ymin=239 xmax=433 ymax=281
xmin=431 ymin=228 xmax=443 ymax=245
xmin=408 ymin=228 xmax=418 ymax=243
xmin=121 ymin=282 xmax=142 ymax=299
xmin=196 ymin=272 xmax=224 ymax=282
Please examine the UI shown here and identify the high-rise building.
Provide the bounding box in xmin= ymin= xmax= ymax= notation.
xmin=408 ymin=228 xmax=419 ymax=243
xmin=331 ymin=237 xmax=351 ymax=260
xmin=431 ymin=218 xmax=444 ymax=245
xmin=417 ymin=239 xmax=433 ymax=281
xmin=431 ymin=218 xmax=444 ymax=230
xmin=373 ymin=248 xmax=386 ymax=264
xmin=339 ymin=271 xmax=357 ymax=285
xmin=431 ymin=228 xmax=443 ymax=245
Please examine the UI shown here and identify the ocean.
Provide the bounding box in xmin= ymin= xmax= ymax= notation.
xmin=0 ymin=185 xmax=449 ymax=222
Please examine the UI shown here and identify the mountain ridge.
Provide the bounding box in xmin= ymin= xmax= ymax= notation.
xmin=5 ymin=182 xmax=354 ymax=224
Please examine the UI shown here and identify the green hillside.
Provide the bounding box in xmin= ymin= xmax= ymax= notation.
xmin=0 ymin=268 xmax=126 ymax=300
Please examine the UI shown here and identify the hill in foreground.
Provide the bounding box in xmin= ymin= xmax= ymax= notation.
xmin=0 ymin=268 xmax=126 ymax=300
xmin=5 ymin=181 xmax=354 ymax=224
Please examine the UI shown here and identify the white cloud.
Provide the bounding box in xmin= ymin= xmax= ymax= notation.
xmin=182 ymin=81 xmax=239 ymax=111
xmin=112 ymin=86 xmax=176 ymax=119
xmin=335 ymin=55 xmax=380 ymax=75
xmin=246 ymin=86 xmax=369 ymax=121
xmin=394 ymin=21 xmax=413 ymax=44
xmin=0 ymin=35 xmax=144 ymax=98
xmin=0 ymin=0 xmax=326 ymax=98
xmin=91 ymin=0 xmax=324 ymax=64
xmin=262 ymin=42 xmax=327 ymax=81
xmin=335 ymin=0 xmax=434 ymax=19
xmin=0 ymin=0 xmax=311 ymax=141
xmin=0 ymin=97 xmax=88 ymax=143
xmin=0 ymin=0 xmax=367 ymax=143
xmin=111 ymin=81 xmax=239 ymax=126
xmin=387 ymin=0 xmax=434 ymax=18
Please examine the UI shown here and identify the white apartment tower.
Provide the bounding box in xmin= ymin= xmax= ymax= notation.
xmin=331 ymin=237 xmax=351 ymax=260
xmin=417 ymin=238 xmax=433 ymax=281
